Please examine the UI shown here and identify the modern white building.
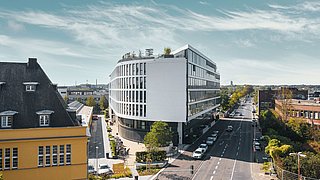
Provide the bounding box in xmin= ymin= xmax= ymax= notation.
xmin=109 ymin=45 xmax=220 ymax=144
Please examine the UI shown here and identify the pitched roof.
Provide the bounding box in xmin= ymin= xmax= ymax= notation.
xmin=0 ymin=58 xmax=79 ymax=128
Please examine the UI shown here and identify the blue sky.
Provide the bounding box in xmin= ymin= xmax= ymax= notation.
xmin=0 ymin=0 xmax=320 ymax=85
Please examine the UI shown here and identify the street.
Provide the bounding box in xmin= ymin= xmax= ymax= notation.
xmin=158 ymin=97 xmax=255 ymax=180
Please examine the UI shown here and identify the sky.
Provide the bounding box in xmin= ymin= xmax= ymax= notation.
xmin=0 ymin=0 xmax=320 ymax=86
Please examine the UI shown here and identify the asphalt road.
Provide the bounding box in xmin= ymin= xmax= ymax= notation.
xmin=158 ymin=97 xmax=255 ymax=180
xmin=89 ymin=118 xmax=105 ymax=159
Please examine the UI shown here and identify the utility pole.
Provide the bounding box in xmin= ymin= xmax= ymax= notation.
xmin=289 ymin=152 xmax=306 ymax=180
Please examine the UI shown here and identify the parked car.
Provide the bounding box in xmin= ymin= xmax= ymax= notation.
xmin=212 ymin=130 xmax=219 ymax=135
xmin=98 ymin=164 xmax=113 ymax=175
xmin=253 ymin=138 xmax=259 ymax=142
xmin=206 ymin=137 xmax=215 ymax=145
xmin=254 ymin=145 xmax=261 ymax=151
xmin=199 ymin=143 xmax=208 ymax=153
xmin=192 ymin=148 xmax=204 ymax=159
xmin=253 ymin=141 xmax=260 ymax=146
xmin=92 ymin=115 xmax=98 ymax=120
xmin=211 ymin=134 xmax=218 ymax=141
xmin=226 ymin=125 xmax=233 ymax=132
xmin=88 ymin=165 xmax=96 ymax=174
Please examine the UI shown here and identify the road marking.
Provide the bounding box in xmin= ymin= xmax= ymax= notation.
xmin=218 ymin=162 xmax=220 ymax=165
xmin=237 ymin=147 xmax=240 ymax=150
xmin=215 ymin=166 xmax=218 ymax=170
xmin=236 ymin=152 xmax=239 ymax=156
xmin=210 ymin=176 xmax=214 ymax=180
xmin=213 ymin=171 xmax=216 ymax=174
xmin=221 ymin=154 xmax=223 ymax=157
xmin=230 ymin=155 xmax=237 ymax=179
xmin=219 ymin=158 xmax=221 ymax=161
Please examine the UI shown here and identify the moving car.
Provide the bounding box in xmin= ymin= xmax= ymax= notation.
xmin=212 ymin=130 xmax=219 ymax=135
xmin=192 ymin=148 xmax=204 ymax=159
xmin=97 ymin=164 xmax=113 ymax=175
xmin=199 ymin=143 xmax=208 ymax=153
xmin=226 ymin=125 xmax=233 ymax=132
xmin=206 ymin=137 xmax=215 ymax=145
xmin=253 ymin=141 xmax=260 ymax=146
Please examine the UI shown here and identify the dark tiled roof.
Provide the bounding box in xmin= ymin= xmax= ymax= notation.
xmin=0 ymin=58 xmax=79 ymax=128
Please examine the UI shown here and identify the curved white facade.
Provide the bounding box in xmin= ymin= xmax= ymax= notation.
xmin=109 ymin=45 xmax=220 ymax=144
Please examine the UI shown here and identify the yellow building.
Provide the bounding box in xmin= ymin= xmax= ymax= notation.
xmin=0 ymin=58 xmax=88 ymax=180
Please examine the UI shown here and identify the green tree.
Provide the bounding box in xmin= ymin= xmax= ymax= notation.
xmin=63 ymin=95 xmax=69 ymax=103
xmin=86 ymin=96 xmax=96 ymax=107
xmin=164 ymin=47 xmax=171 ymax=55
xmin=144 ymin=121 xmax=173 ymax=151
xmin=99 ymin=95 xmax=107 ymax=111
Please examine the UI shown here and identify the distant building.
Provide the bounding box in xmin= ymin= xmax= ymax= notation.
xmin=258 ymin=88 xmax=308 ymax=115
xmin=57 ymin=84 xmax=109 ymax=106
xmin=109 ymin=45 xmax=220 ymax=144
xmin=275 ymin=99 xmax=320 ymax=129
xmin=0 ymin=58 xmax=88 ymax=180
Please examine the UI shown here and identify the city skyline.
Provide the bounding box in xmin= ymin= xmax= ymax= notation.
xmin=0 ymin=0 xmax=320 ymax=85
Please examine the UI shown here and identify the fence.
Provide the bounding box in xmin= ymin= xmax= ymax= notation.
xmin=274 ymin=164 xmax=319 ymax=180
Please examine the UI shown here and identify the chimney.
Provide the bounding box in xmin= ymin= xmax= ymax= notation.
xmin=28 ymin=58 xmax=38 ymax=68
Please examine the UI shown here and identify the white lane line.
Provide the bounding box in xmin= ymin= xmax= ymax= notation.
xmin=213 ymin=171 xmax=216 ymax=174
xmin=237 ymin=147 xmax=240 ymax=150
xmin=219 ymin=158 xmax=222 ymax=161
xmin=215 ymin=166 xmax=218 ymax=170
xmin=218 ymin=162 xmax=220 ymax=165
xmin=236 ymin=152 xmax=239 ymax=156
xmin=210 ymin=176 xmax=214 ymax=180
xmin=230 ymin=156 xmax=237 ymax=180
xmin=221 ymin=154 xmax=223 ymax=157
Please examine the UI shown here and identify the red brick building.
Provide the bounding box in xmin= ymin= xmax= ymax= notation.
xmin=275 ymin=99 xmax=320 ymax=129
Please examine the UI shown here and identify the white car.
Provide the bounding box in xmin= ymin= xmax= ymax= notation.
xmin=88 ymin=165 xmax=96 ymax=174
xmin=206 ymin=137 xmax=215 ymax=145
xmin=97 ymin=164 xmax=113 ymax=175
xmin=254 ymin=145 xmax=261 ymax=151
xmin=253 ymin=141 xmax=260 ymax=146
xmin=212 ymin=130 xmax=219 ymax=134
xmin=192 ymin=148 xmax=204 ymax=159
xmin=226 ymin=125 xmax=233 ymax=132
xmin=199 ymin=143 xmax=208 ymax=153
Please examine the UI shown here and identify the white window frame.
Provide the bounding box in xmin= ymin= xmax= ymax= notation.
xmin=1 ymin=116 xmax=12 ymax=128
xmin=4 ymin=148 xmax=10 ymax=170
xmin=59 ymin=145 xmax=64 ymax=165
xmin=0 ymin=148 xmax=2 ymax=170
xmin=66 ymin=144 xmax=71 ymax=165
xmin=26 ymin=85 xmax=36 ymax=92
xmin=39 ymin=115 xmax=50 ymax=126
xmin=12 ymin=148 xmax=18 ymax=169
xmin=45 ymin=146 xmax=50 ymax=167
xmin=52 ymin=145 xmax=58 ymax=166
xmin=38 ymin=146 xmax=44 ymax=167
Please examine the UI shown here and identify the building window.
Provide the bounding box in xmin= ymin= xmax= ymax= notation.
xmin=1 ymin=116 xmax=13 ymax=128
xmin=59 ymin=145 xmax=64 ymax=165
xmin=12 ymin=148 xmax=18 ymax=169
xmin=4 ymin=148 xmax=10 ymax=170
xmin=45 ymin=146 xmax=50 ymax=167
xmin=39 ymin=115 xmax=50 ymax=126
xmin=0 ymin=149 xmax=2 ymax=170
xmin=52 ymin=145 xmax=58 ymax=166
xmin=26 ymin=85 xmax=36 ymax=91
xmin=66 ymin=144 xmax=71 ymax=165
xmin=38 ymin=146 xmax=44 ymax=167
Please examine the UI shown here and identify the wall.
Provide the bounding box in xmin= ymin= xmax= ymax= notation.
xmin=146 ymin=58 xmax=187 ymax=122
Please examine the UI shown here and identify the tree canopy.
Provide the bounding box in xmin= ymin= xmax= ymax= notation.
xmin=86 ymin=96 xmax=96 ymax=107
xmin=144 ymin=121 xmax=173 ymax=151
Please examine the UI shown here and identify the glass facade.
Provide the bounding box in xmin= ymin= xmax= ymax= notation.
xmin=175 ymin=48 xmax=220 ymax=117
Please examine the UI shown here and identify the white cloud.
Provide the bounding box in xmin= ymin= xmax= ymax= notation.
xmin=7 ymin=20 xmax=24 ymax=31
xmin=235 ymin=39 xmax=254 ymax=48
xmin=199 ymin=1 xmax=209 ymax=5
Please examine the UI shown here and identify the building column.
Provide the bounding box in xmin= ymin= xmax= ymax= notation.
xmin=177 ymin=122 xmax=183 ymax=145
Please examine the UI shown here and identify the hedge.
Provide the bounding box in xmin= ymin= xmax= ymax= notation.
xmin=136 ymin=151 xmax=166 ymax=162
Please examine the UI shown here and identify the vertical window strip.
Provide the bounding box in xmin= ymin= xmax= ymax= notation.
xmin=0 ymin=148 xmax=2 ymax=170
xmin=52 ymin=145 xmax=58 ymax=166
xmin=12 ymin=148 xmax=18 ymax=169
xmin=59 ymin=145 xmax=64 ymax=165
xmin=4 ymin=148 xmax=10 ymax=170
xmin=38 ymin=146 xmax=44 ymax=167
xmin=45 ymin=146 xmax=50 ymax=167
xmin=66 ymin=144 xmax=71 ymax=165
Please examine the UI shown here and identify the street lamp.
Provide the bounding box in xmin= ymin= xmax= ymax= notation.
xmin=96 ymin=146 xmax=99 ymax=174
xmin=289 ymin=152 xmax=306 ymax=180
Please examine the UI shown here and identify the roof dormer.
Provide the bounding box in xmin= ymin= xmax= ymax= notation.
xmin=23 ymin=82 xmax=39 ymax=92
xmin=0 ymin=110 xmax=18 ymax=128
xmin=36 ymin=110 xmax=54 ymax=127
xmin=0 ymin=82 xmax=5 ymax=90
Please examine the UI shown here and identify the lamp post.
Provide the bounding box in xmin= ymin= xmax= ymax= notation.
xmin=96 ymin=146 xmax=99 ymax=174
xmin=289 ymin=152 xmax=306 ymax=180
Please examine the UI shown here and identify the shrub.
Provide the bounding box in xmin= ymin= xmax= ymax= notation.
xmin=110 ymin=140 xmax=116 ymax=157
xmin=136 ymin=151 xmax=166 ymax=162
